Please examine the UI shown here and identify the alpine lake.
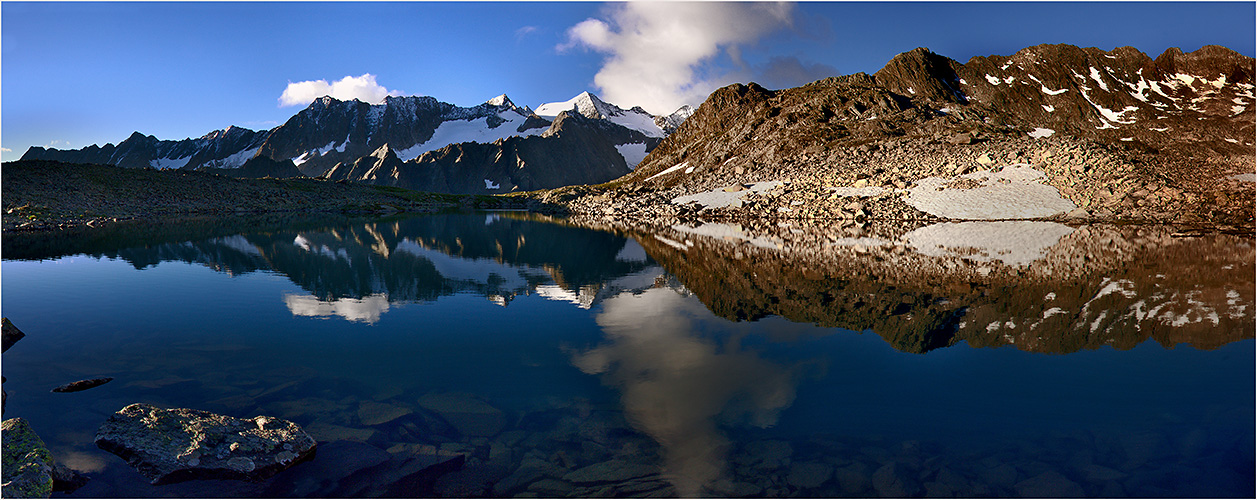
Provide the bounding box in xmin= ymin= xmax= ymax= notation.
xmin=2 ymin=211 xmax=1253 ymax=498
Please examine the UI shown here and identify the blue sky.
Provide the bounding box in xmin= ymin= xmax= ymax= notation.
xmin=3 ymin=2 xmax=1253 ymax=162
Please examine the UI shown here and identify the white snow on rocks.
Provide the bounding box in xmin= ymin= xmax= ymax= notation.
xmin=396 ymin=111 xmax=544 ymax=161
xmin=484 ymin=179 xmax=500 ymax=190
xmin=615 ymin=143 xmax=649 ymax=169
xmin=205 ymin=147 xmax=259 ymax=169
xmin=1028 ymin=128 xmax=1055 ymax=139
xmin=1089 ymin=67 xmax=1109 ymax=91
xmin=646 ymin=161 xmax=690 ymax=181
xmin=985 ymin=74 xmax=1001 ymax=85
xmin=903 ymin=221 xmax=1075 ymax=267
xmin=1230 ymin=173 xmax=1256 ymax=182
xmin=905 ymin=164 xmax=1076 ymax=220
xmin=1041 ymin=104 xmax=1055 ymax=112
xmin=150 ymin=155 xmax=192 ymax=169
xmin=671 ymin=181 xmax=784 ymax=209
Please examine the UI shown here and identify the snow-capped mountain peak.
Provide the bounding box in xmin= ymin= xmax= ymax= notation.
xmin=536 ymin=92 xmax=669 ymax=138
xmin=486 ymin=94 xmax=515 ymax=108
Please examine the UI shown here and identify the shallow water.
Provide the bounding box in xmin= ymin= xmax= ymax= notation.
xmin=2 ymin=213 xmax=1253 ymax=497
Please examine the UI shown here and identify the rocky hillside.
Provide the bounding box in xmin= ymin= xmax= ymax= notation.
xmin=551 ymin=44 xmax=1255 ymax=230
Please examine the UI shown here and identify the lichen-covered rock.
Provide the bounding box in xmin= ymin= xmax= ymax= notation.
xmin=2 ymin=418 xmax=54 ymax=498
xmin=94 ymin=403 xmax=316 ymax=485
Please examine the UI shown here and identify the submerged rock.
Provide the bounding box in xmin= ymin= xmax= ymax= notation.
xmin=2 ymin=418 xmax=54 ymax=498
xmin=94 ymin=403 xmax=316 ymax=485
xmin=2 ymin=318 xmax=26 ymax=353
xmin=51 ymin=377 xmax=114 ymax=393
xmin=416 ymin=393 xmax=505 ymax=437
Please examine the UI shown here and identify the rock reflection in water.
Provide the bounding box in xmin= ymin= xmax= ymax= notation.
xmin=577 ymin=218 xmax=1255 ymax=354
xmin=573 ymin=288 xmax=807 ymax=495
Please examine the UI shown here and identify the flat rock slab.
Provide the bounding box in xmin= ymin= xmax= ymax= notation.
xmin=94 ymin=403 xmax=316 ymax=485
xmin=416 ymin=393 xmax=505 ymax=437
xmin=357 ymin=400 xmax=412 ymax=426
xmin=2 ymin=418 xmax=54 ymax=498
xmin=561 ymin=459 xmax=658 ymax=485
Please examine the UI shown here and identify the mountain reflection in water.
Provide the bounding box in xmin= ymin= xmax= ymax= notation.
xmin=1 ymin=213 xmax=1252 ymax=498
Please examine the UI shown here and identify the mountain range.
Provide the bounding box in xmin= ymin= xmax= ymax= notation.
xmin=21 ymin=92 xmax=693 ymax=194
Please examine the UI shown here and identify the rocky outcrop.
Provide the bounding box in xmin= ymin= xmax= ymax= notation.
xmin=2 ymin=418 xmax=54 ymax=498
xmin=2 ymin=318 xmax=25 ymax=353
xmin=94 ymin=403 xmax=316 ymax=485
xmin=50 ymin=377 xmax=113 ymax=393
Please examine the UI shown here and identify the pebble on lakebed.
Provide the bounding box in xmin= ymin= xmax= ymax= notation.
xmin=93 ymin=403 xmax=316 ymax=485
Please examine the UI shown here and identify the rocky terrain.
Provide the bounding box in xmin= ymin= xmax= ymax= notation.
xmin=546 ymin=44 xmax=1255 ymax=231
xmin=0 ymin=160 xmax=540 ymax=232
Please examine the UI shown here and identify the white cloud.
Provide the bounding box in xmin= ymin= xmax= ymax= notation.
xmin=515 ymin=25 xmax=538 ymax=40
xmin=559 ymin=2 xmax=794 ymax=115
xmin=0 ymin=147 xmax=11 ymax=153
xmin=278 ymin=74 xmax=403 ymax=107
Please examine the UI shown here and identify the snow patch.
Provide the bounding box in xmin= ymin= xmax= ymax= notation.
xmin=905 ymin=164 xmax=1077 ymax=220
xmin=484 ymin=179 xmax=500 ymax=190
xmin=396 ymin=111 xmax=545 ymax=161
xmin=1089 ymin=67 xmax=1109 ymax=91
xmin=1041 ymin=105 xmax=1055 ymax=112
xmin=985 ymin=74 xmax=1001 ymax=85
xmin=149 ymin=155 xmax=192 ymax=169
xmin=615 ymin=143 xmax=649 ymax=169
xmin=1028 ymin=128 xmax=1055 ymax=139
xmin=646 ymin=161 xmax=689 ymax=181
xmin=210 ymin=147 xmax=259 ymax=169
xmin=1229 ymin=173 xmax=1256 ymax=182
xmin=671 ymin=181 xmax=784 ymax=209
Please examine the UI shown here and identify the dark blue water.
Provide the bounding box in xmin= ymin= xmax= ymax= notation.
xmin=2 ymin=213 xmax=1252 ymax=497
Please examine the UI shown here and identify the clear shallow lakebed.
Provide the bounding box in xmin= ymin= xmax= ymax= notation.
xmin=2 ymin=212 xmax=1253 ymax=497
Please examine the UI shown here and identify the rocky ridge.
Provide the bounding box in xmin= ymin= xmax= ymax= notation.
xmin=549 ymin=44 xmax=1255 ymax=230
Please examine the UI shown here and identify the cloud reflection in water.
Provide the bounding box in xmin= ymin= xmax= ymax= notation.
xmin=573 ymin=287 xmax=805 ymax=495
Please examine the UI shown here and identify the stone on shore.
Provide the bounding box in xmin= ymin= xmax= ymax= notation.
xmin=94 ymin=403 xmax=316 ymax=485
xmin=2 ymin=318 xmax=26 ymax=353
xmin=2 ymin=418 xmax=54 ymax=498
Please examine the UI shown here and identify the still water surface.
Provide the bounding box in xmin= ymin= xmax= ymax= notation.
xmin=2 ymin=213 xmax=1253 ymax=497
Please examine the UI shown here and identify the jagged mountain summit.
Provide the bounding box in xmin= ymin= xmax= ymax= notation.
xmin=20 ymin=91 xmax=692 ymax=193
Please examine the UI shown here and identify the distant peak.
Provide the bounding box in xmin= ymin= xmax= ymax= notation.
xmin=486 ymin=94 xmax=515 ymax=107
